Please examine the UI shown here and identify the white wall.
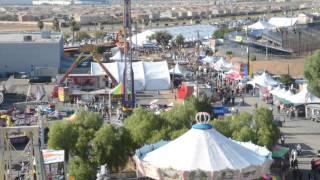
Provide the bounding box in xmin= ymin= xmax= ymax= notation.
xmin=0 ymin=39 xmax=63 ymax=75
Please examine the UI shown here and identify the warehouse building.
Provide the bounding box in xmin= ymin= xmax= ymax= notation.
xmin=0 ymin=32 xmax=63 ymax=77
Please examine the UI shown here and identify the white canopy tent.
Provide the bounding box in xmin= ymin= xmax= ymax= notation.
xmin=213 ymin=57 xmax=233 ymax=71
xmin=200 ymin=56 xmax=220 ymax=65
xmin=91 ymin=61 xmax=171 ymax=91
xmin=270 ymin=86 xmax=282 ymax=96
xmin=134 ymin=117 xmax=272 ymax=180
xmin=169 ymin=64 xmax=192 ymax=77
xmin=248 ymin=21 xmax=275 ymax=30
xmin=279 ymin=90 xmax=294 ymax=100
xmin=289 ymin=85 xmax=320 ymax=105
xmin=248 ymin=72 xmax=279 ymax=87
xmin=274 ymin=88 xmax=287 ymax=98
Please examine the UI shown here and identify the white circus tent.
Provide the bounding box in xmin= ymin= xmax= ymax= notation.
xmin=134 ymin=113 xmax=272 ymax=180
xmin=233 ymin=141 xmax=271 ymax=159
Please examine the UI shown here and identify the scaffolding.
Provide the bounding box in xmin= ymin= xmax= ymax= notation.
xmin=0 ymin=126 xmax=46 ymax=180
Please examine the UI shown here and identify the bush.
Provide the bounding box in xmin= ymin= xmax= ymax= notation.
xmin=226 ymin=51 xmax=233 ymax=56
xmin=250 ymin=55 xmax=257 ymax=61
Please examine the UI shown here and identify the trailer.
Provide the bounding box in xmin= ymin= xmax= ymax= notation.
xmin=0 ymin=85 xmax=4 ymax=105
xmin=305 ymin=104 xmax=320 ymax=122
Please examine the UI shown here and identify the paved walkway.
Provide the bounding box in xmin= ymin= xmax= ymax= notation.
xmin=233 ymin=95 xmax=320 ymax=179
xmin=280 ymin=116 xmax=320 ymax=177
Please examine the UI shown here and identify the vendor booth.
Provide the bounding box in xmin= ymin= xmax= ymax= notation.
xmin=177 ymin=83 xmax=194 ymax=100
xmin=270 ymin=146 xmax=290 ymax=179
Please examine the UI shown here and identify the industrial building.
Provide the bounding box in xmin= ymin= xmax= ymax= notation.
xmin=0 ymin=32 xmax=63 ymax=77
xmin=261 ymin=22 xmax=320 ymax=56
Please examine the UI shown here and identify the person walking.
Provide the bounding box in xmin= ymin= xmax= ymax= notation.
xmin=280 ymin=135 xmax=285 ymax=145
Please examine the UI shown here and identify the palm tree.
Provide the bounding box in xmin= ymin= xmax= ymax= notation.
xmin=69 ymin=17 xmax=80 ymax=45
xmin=37 ymin=20 xmax=44 ymax=31
xmin=52 ymin=18 xmax=60 ymax=32
xmin=175 ymin=34 xmax=185 ymax=51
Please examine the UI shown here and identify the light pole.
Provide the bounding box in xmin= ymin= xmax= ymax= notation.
xmin=196 ymin=70 xmax=199 ymax=98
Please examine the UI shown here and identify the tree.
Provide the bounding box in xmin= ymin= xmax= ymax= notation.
xmin=233 ymin=126 xmax=255 ymax=142
xmin=279 ymin=74 xmax=294 ymax=87
xmin=74 ymin=127 xmax=95 ymax=159
xmin=161 ymin=101 xmax=195 ymax=131
xmin=52 ymin=18 xmax=60 ymax=32
xmin=149 ymin=31 xmax=172 ymax=49
xmin=124 ymin=97 xmax=211 ymax=146
xmin=48 ymin=121 xmax=78 ymax=161
xmin=175 ymin=34 xmax=185 ymax=49
xmin=48 ymin=110 xmax=116 ymax=179
xmin=75 ymin=31 xmax=91 ymax=42
xmin=63 ymin=32 xmax=70 ymax=43
xmin=253 ymin=108 xmax=280 ymax=149
xmin=37 ymin=20 xmax=44 ymax=31
xmin=70 ymin=17 xmax=80 ymax=45
xmin=92 ymin=125 xmax=133 ymax=171
xmin=212 ymin=27 xmax=234 ymax=39
xmin=226 ymin=50 xmax=233 ymax=59
xmin=69 ymin=156 xmax=97 ymax=180
xmin=304 ymin=50 xmax=320 ymax=97
xmin=73 ymin=110 xmax=103 ymax=131
xmin=212 ymin=108 xmax=279 ymax=150
xmin=211 ymin=118 xmax=232 ymax=137
xmin=124 ymin=107 xmax=165 ymax=146
xmin=94 ymin=31 xmax=106 ymax=43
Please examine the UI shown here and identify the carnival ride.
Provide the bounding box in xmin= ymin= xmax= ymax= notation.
xmin=51 ymin=45 xmax=117 ymax=98
xmin=117 ymin=0 xmax=135 ymax=110
xmin=0 ymin=111 xmax=13 ymax=127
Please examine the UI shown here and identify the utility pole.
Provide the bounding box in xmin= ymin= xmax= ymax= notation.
xmin=265 ymin=41 xmax=268 ymax=59
xmin=246 ymin=25 xmax=250 ymax=78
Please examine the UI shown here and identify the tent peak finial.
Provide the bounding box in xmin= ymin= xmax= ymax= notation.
xmin=193 ymin=112 xmax=212 ymax=129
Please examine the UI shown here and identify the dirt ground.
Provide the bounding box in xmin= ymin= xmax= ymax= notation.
xmin=230 ymin=56 xmax=306 ymax=78
xmin=0 ymin=22 xmax=39 ymax=32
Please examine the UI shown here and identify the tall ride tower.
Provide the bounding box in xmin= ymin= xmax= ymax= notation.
xmin=122 ymin=0 xmax=135 ymax=108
